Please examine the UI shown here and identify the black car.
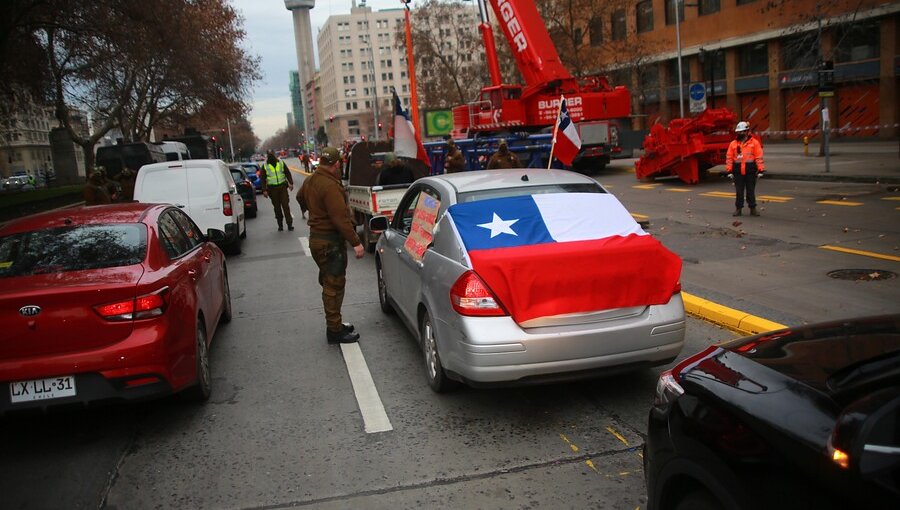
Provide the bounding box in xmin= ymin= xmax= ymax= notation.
xmin=229 ymin=166 xmax=257 ymax=218
xmin=645 ymin=315 xmax=900 ymax=510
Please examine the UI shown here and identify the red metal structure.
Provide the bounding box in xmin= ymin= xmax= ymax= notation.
xmin=635 ymin=108 xmax=740 ymax=184
xmin=453 ymin=0 xmax=631 ymax=135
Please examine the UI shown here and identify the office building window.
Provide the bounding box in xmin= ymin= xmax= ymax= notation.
xmin=700 ymin=49 xmax=726 ymax=81
xmin=666 ymin=58 xmax=690 ymax=85
xmin=781 ymin=34 xmax=818 ymax=70
xmin=736 ymin=0 xmax=756 ymax=5
xmin=834 ymin=20 xmax=879 ymax=62
xmin=738 ymin=42 xmax=768 ymax=76
xmin=639 ymin=64 xmax=659 ymax=89
xmin=665 ymin=0 xmax=684 ymax=26
xmin=636 ymin=1 xmax=653 ymax=34
xmin=611 ymin=9 xmax=626 ymax=41
xmin=698 ymin=0 xmax=720 ymax=16
xmin=588 ymin=16 xmax=603 ymax=47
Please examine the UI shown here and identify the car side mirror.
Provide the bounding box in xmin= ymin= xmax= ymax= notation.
xmin=830 ymin=388 xmax=900 ymax=486
xmin=369 ymin=215 xmax=389 ymax=233
xmin=206 ymin=229 xmax=227 ymax=244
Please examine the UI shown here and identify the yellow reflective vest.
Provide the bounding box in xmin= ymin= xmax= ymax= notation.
xmin=265 ymin=160 xmax=288 ymax=186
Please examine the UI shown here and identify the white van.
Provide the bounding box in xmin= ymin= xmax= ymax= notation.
xmin=158 ymin=141 xmax=191 ymax=161
xmin=134 ymin=160 xmax=246 ymax=253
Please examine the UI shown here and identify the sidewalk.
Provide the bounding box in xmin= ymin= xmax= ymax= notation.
xmin=761 ymin=140 xmax=900 ymax=184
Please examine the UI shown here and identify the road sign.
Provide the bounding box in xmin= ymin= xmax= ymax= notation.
xmin=689 ymin=83 xmax=707 ymax=113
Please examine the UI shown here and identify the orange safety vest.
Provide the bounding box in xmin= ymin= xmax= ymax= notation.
xmin=726 ymin=137 xmax=765 ymax=176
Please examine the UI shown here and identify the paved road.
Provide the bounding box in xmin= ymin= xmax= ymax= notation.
xmin=1 ymin=163 xmax=896 ymax=509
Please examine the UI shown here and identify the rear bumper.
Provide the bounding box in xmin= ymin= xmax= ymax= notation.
xmin=0 ymin=319 xmax=185 ymax=415
xmin=441 ymin=296 xmax=686 ymax=384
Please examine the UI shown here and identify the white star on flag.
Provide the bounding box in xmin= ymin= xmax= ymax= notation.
xmin=477 ymin=213 xmax=519 ymax=238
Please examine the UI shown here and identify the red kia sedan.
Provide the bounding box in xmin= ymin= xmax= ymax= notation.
xmin=0 ymin=203 xmax=231 ymax=414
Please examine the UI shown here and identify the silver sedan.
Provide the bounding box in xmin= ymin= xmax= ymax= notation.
xmin=370 ymin=169 xmax=685 ymax=392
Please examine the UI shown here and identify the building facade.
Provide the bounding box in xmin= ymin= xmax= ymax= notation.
xmin=317 ymin=2 xmax=412 ymax=144
xmin=580 ymin=0 xmax=898 ymax=139
xmin=0 ymin=102 xmax=86 ymax=180
xmin=289 ymin=70 xmax=304 ymax=131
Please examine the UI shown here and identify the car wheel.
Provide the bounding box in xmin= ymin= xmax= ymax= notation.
xmin=247 ymin=208 xmax=257 ymax=219
xmin=220 ymin=270 xmax=232 ymax=324
xmin=376 ymin=260 xmax=394 ymax=315
xmin=420 ymin=311 xmax=458 ymax=393
xmin=224 ymin=234 xmax=242 ymax=255
xmin=183 ymin=319 xmax=211 ymax=402
xmin=239 ymin=226 xmax=247 ymax=239
xmin=675 ymin=489 xmax=722 ymax=510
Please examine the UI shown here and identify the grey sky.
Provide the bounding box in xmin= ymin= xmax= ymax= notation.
xmin=231 ymin=0 xmax=407 ymax=142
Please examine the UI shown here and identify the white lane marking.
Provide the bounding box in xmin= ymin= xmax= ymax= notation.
xmin=297 ymin=236 xmax=311 ymax=256
xmin=340 ymin=343 xmax=393 ymax=433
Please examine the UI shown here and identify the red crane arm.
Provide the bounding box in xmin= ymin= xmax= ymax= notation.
xmin=488 ymin=0 xmax=572 ymax=89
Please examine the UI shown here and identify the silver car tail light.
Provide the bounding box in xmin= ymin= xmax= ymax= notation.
xmin=450 ymin=271 xmax=508 ymax=317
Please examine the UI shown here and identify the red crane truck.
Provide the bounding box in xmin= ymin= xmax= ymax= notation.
xmin=450 ymin=0 xmax=632 ymax=169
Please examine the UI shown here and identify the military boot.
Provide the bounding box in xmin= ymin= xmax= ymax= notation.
xmin=327 ymin=328 xmax=360 ymax=344
xmin=277 ymin=220 xmax=284 ymax=231
xmin=750 ymin=207 xmax=760 ymax=216
xmin=733 ymin=208 xmax=743 ymax=217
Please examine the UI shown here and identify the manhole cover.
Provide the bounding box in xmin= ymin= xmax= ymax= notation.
xmin=827 ymin=269 xmax=897 ymax=281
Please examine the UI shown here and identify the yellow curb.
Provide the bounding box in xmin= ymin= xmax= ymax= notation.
xmin=681 ymin=292 xmax=786 ymax=336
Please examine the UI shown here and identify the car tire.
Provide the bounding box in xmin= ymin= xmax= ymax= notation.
xmin=247 ymin=209 xmax=257 ymax=219
xmin=220 ymin=269 xmax=232 ymax=324
xmin=675 ymin=489 xmax=722 ymax=510
xmin=420 ymin=311 xmax=459 ymax=393
xmin=376 ymin=260 xmax=394 ymax=314
xmin=224 ymin=233 xmax=242 ymax=255
xmin=182 ymin=319 xmax=211 ymax=402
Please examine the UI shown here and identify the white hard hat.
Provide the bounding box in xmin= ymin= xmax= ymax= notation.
xmin=735 ymin=121 xmax=750 ymax=132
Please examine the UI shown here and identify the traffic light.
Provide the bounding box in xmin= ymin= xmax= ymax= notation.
xmin=377 ymin=122 xmax=383 ymax=129
xmin=211 ymin=136 xmax=217 ymax=143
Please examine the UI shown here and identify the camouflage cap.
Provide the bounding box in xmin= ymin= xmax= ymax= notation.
xmin=319 ymin=147 xmax=341 ymax=165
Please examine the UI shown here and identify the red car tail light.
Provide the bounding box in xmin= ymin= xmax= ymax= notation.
xmin=223 ymin=192 xmax=233 ymax=216
xmin=450 ymin=271 xmax=508 ymax=317
xmin=94 ymin=288 xmax=169 ymax=321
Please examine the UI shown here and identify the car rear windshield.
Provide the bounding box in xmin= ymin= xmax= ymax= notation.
xmin=456 ymin=183 xmax=606 ymax=203
xmin=0 ymin=224 xmax=146 ymax=278
xmin=230 ymin=170 xmax=244 ymax=183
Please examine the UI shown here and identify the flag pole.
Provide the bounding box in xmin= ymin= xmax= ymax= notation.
xmin=547 ymin=94 xmax=564 ymax=169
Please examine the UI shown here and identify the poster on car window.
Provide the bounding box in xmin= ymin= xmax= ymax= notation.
xmin=403 ymin=192 xmax=440 ymax=262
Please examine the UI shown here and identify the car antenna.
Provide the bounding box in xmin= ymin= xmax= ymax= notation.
xmin=521 ymin=174 xmax=529 ymax=181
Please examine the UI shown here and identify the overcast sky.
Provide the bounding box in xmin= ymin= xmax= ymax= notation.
xmin=231 ymin=0 xmax=407 ymax=142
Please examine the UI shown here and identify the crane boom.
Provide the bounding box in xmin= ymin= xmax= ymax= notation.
xmin=488 ymin=0 xmax=572 ymax=91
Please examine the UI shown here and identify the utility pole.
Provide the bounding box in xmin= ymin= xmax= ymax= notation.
xmin=674 ymin=0 xmax=685 ymax=118
xmin=227 ymin=118 xmax=235 ymax=162
xmin=815 ymin=4 xmax=832 ymax=172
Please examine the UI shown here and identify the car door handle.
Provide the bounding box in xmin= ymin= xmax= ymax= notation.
xmin=187 ymin=268 xmax=198 ymax=280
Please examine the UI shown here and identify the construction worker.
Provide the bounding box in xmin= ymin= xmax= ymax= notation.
xmin=725 ymin=121 xmax=765 ymax=216
xmin=445 ymin=139 xmax=465 ymax=173
xmin=262 ymin=150 xmax=295 ymax=231
xmin=296 ymin=147 xmax=364 ymax=344
xmin=487 ymin=139 xmax=522 ymax=169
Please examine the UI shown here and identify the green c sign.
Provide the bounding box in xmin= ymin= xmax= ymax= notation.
xmin=424 ymin=110 xmax=453 ymax=137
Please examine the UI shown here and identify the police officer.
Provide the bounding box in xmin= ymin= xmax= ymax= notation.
xmin=83 ymin=169 xmax=112 ymax=205
xmin=445 ymin=139 xmax=465 ymax=173
xmin=487 ymin=139 xmax=522 ymax=169
xmin=725 ymin=121 xmax=765 ymax=216
xmin=263 ymin=151 xmax=295 ymax=231
xmin=296 ymin=147 xmax=364 ymax=344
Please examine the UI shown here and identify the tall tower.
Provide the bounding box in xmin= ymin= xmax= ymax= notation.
xmin=284 ymin=0 xmax=316 ymax=135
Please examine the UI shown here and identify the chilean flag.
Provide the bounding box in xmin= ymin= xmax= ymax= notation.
xmin=551 ymin=97 xmax=581 ymax=165
xmin=393 ymin=90 xmax=431 ymax=168
xmin=447 ymin=193 xmax=682 ymax=323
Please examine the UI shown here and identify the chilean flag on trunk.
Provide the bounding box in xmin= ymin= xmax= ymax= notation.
xmin=393 ymin=90 xmax=431 ymax=168
xmin=447 ymin=193 xmax=682 ymax=323
xmin=551 ymin=97 xmax=581 ymax=166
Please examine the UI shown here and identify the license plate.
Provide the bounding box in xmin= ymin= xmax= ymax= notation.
xmin=9 ymin=376 xmax=77 ymax=403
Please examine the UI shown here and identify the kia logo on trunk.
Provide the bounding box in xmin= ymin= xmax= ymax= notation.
xmin=19 ymin=305 xmax=41 ymax=317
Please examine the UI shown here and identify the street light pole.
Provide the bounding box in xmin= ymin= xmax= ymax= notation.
xmin=674 ymin=0 xmax=685 ymax=118
xmin=227 ymin=118 xmax=235 ymax=162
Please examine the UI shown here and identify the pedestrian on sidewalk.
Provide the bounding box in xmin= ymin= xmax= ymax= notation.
xmin=725 ymin=121 xmax=765 ymax=216
xmin=296 ymin=147 xmax=364 ymax=344
xmin=262 ymin=150 xmax=295 ymax=231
